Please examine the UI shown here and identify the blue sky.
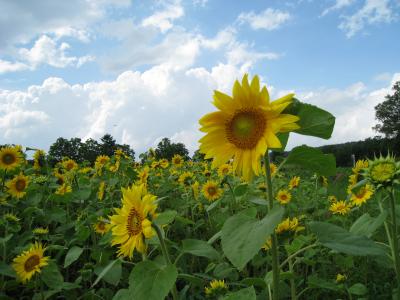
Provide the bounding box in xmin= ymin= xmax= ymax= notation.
xmin=0 ymin=0 xmax=399 ymax=154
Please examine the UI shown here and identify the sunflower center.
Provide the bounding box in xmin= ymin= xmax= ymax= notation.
xmin=126 ymin=208 xmax=143 ymax=236
xmin=15 ymin=179 xmax=26 ymax=191
xmin=280 ymin=194 xmax=287 ymax=200
xmin=98 ymin=222 xmax=106 ymax=230
xmin=2 ymin=153 xmax=16 ymax=165
xmin=24 ymin=255 xmax=40 ymax=272
xmin=207 ymin=186 xmax=217 ymax=196
xmin=226 ymin=109 xmax=266 ymax=149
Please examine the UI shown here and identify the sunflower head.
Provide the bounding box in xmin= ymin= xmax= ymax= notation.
xmin=159 ymin=159 xmax=169 ymax=169
xmin=288 ymin=176 xmax=300 ymax=189
xmin=351 ymin=184 xmax=374 ymax=206
xmin=0 ymin=146 xmax=23 ymax=170
xmin=55 ymin=183 xmax=72 ymax=195
xmin=336 ymin=273 xmax=347 ymax=283
xmin=217 ymin=163 xmax=232 ymax=178
xmin=199 ymin=74 xmax=300 ymax=181
xmin=12 ymin=242 xmax=50 ymax=283
xmin=365 ymin=155 xmax=398 ymax=187
xmin=6 ymin=173 xmax=29 ymax=199
xmin=276 ymin=189 xmax=291 ymax=205
xmin=172 ymin=154 xmax=183 ymax=167
xmin=62 ymin=158 xmax=78 ymax=172
xmin=202 ymin=180 xmax=223 ymax=202
xmin=275 ymin=217 xmax=304 ymax=234
xmin=109 ymin=184 xmax=157 ymax=258
xmin=178 ymin=171 xmax=194 ymax=186
xmin=205 ymin=279 xmax=227 ymax=297
xmin=98 ymin=181 xmax=106 ymax=201
xmin=330 ymin=200 xmax=352 ymax=215
xmin=93 ymin=218 xmax=111 ymax=235
xmin=352 ymin=159 xmax=368 ymax=174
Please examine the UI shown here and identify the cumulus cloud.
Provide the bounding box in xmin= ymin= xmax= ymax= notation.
xmin=0 ymin=59 xmax=29 ymax=74
xmin=339 ymin=0 xmax=395 ymax=37
xmin=141 ymin=0 xmax=184 ymax=33
xmin=238 ymin=8 xmax=291 ymax=30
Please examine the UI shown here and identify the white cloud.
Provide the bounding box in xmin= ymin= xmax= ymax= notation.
xmin=321 ymin=0 xmax=356 ymax=16
xmin=0 ymin=59 xmax=29 ymax=74
xmin=339 ymin=0 xmax=394 ymax=37
xmin=18 ymin=35 xmax=94 ymax=69
xmin=238 ymin=8 xmax=291 ymax=30
xmin=142 ymin=0 xmax=184 ymax=33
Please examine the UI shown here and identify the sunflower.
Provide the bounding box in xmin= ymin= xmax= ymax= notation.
xmin=276 ymin=189 xmax=291 ymax=205
xmin=205 ymin=279 xmax=227 ymax=297
xmin=0 ymin=146 xmax=22 ymax=170
xmin=6 ymin=173 xmax=29 ymax=199
xmin=55 ymin=183 xmax=72 ymax=195
xmin=199 ymin=74 xmax=300 ymax=181
xmin=275 ymin=217 xmax=304 ymax=234
xmin=109 ymin=184 xmax=157 ymax=258
xmin=159 ymin=159 xmax=169 ymax=169
xmin=329 ymin=200 xmax=351 ymax=215
xmin=4 ymin=213 xmax=20 ymax=222
xmin=217 ymin=163 xmax=232 ymax=178
xmin=172 ymin=154 xmax=183 ymax=167
xmin=33 ymin=150 xmax=46 ymax=170
xmin=202 ymin=180 xmax=223 ymax=202
xmin=93 ymin=218 xmax=111 ymax=235
xmin=352 ymin=159 xmax=368 ymax=174
xmin=62 ymin=158 xmax=78 ymax=172
xmin=288 ymin=176 xmax=300 ymax=189
xmin=192 ymin=181 xmax=200 ymax=200
xmin=12 ymin=242 xmax=50 ymax=283
xmin=95 ymin=155 xmax=110 ymax=166
xmin=54 ymin=171 xmax=65 ymax=185
xmin=336 ymin=274 xmax=347 ymax=283
xmin=178 ymin=171 xmax=194 ymax=186
xmin=262 ymin=237 xmax=272 ymax=251
xmin=367 ymin=156 xmax=397 ymax=185
xmin=203 ymin=169 xmax=212 ymax=177
xmin=351 ymin=184 xmax=374 ymax=206
xmin=98 ymin=181 xmax=106 ymax=201
xmin=328 ymin=195 xmax=337 ymax=202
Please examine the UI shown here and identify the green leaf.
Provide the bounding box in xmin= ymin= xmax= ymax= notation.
xmin=284 ymin=98 xmax=335 ymax=139
xmin=112 ymin=289 xmax=130 ymax=300
xmin=129 ymin=261 xmax=178 ymax=300
xmin=94 ymin=259 xmax=122 ymax=286
xmin=234 ymin=183 xmax=248 ymax=197
xmin=270 ymin=132 xmax=289 ymax=152
xmin=223 ymin=286 xmax=256 ymax=300
xmin=350 ymin=212 xmax=387 ymax=238
xmin=64 ymin=246 xmax=84 ymax=268
xmin=221 ymin=206 xmax=284 ymax=270
xmin=307 ymin=276 xmax=339 ymax=291
xmin=182 ymin=239 xmax=220 ymax=260
xmin=309 ymin=222 xmax=385 ymax=256
xmin=248 ymin=197 xmax=268 ymax=206
xmin=0 ymin=262 xmax=16 ymax=278
xmin=41 ymin=261 xmax=64 ymax=289
xmin=154 ymin=210 xmax=177 ymax=226
xmin=284 ymin=145 xmax=336 ymax=176
xmin=348 ymin=283 xmax=368 ymax=295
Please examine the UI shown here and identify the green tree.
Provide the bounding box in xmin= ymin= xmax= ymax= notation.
xmin=373 ymin=81 xmax=400 ymax=138
xmin=155 ymin=138 xmax=189 ymax=160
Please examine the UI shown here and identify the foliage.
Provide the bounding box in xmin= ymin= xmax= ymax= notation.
xmin=154 ymin=138 xmax=189 ymax=160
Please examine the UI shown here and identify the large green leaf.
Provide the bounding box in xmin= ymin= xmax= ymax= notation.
xmin=182 ymin=239 xmax=220 ymax=260
xmin=284 ymin=98 xmax=335 ymax=139
xmin=93 ymin=259 xmax=122 ymax=287
xmin=309 ymin=222 xmax=385 ymax=256
xmin=350 ymin=212 xmax=387 ymax=238
xmin=154 ymin=210 xmax=177 ymax=226
xmin=129 ymin=261 xmax=178 ymax=300
xmin=41 ymin=261 xmax=64 ymax=289
xmin=64 ymin=246 xmax=84 ymax=268
xmin=221 ymin=206 xmax=284 ymax=270
xmin=223 ymin=286 xmax=256 ymax=300
xmin=284 ymin=145 xmax=336 ymax=176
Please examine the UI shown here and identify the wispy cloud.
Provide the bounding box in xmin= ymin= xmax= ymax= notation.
xmin=237 ymin=8 xmax=291 ymax=30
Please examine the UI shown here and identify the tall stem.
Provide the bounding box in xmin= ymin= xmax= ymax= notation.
xmin=264 ymin=153 xmax=280 ymax=300
xmin=153 ymin=224 xmax=178 ymax=300
xmin=389 ymin=188 xmax=400 ymax=299
xmin=288 ymin=258 xmax=296 ymax=300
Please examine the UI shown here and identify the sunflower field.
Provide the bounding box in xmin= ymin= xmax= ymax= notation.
xmin=1 ymin=74 xmax=400 ymax=300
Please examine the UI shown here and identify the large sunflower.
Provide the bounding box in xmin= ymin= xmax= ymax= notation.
xmin=0 ymin=146 xmax=22 ymax=171
xmin=6 ymin=173 xmax=29 ymax=199
xmin=109 ymin=184 xmax=157 ymax=258
xmin=202 ymin=180 xmax=223 ymax=202
xmin=12 ymin=242 xmax=50 ymax=283
xmin=199 ymin=74 xmax=300 ymax=181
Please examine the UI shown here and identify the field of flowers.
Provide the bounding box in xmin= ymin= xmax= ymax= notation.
xmin=1 ymin=75 xmax=399 ymax=300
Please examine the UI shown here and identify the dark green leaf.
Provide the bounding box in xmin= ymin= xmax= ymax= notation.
xmin=64 ymin=246 xmax=84 ymax=268
xmin=182 ymin=239 xmax=220 ymax=260
xmin=348 ymin=283 xmax=368 ymax=295
xmin=41 ymin=261 xmax=64 ymax=289
xmin=223 ymin=286 xmax=256 ymax=300
xmin=154 ymin=210 xmax=177 ymax=226
xmin=350 ymin=212 xmax=387 ymax=237
xmin=94 ymin=259 xmax=122 ymax=286
xmin=234 ymin=184 xmax=248 ymax=197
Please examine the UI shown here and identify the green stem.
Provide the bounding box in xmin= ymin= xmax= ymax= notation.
xmin=153 ymin=224 xmax=178 ymax=300
xmin=280 ymin=243 xmax=318 ymax=268
xmin=389 ymin=188 xmax=400 ymax=299
xmin=378 ymin=197 xmax=393 ymax=251
xmin=288 ymin=258 xmax=296 ymax=300
xmin=264 ymin=153 xmax=280 ymax=300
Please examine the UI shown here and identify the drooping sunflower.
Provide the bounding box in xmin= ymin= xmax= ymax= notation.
xmin=6 ymin=173 xmax=29 ymax=199
xmin=330 ymin=200 xmax=352 ymax=215
xmin=109 ymin=184 xmax=157 ymax=258
xmin=202 ymin=180 xmax=223 ymax=202
xmin=288 ymin=176 xmax=300 ymax=189
xmin=33 ymin=150 xmax=46 ymax=171
xmin=351 ymin=184 xmax=374 ymax=206
xmin=199 ymin=74 xmax=300 ymax=181
xmin=276 ymin=189 xmax=291 ymax=205
xmin=0 ymin=146 xmax=23 ymax=170
xmin=12 ymin=242 xmax=50 ymax=283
